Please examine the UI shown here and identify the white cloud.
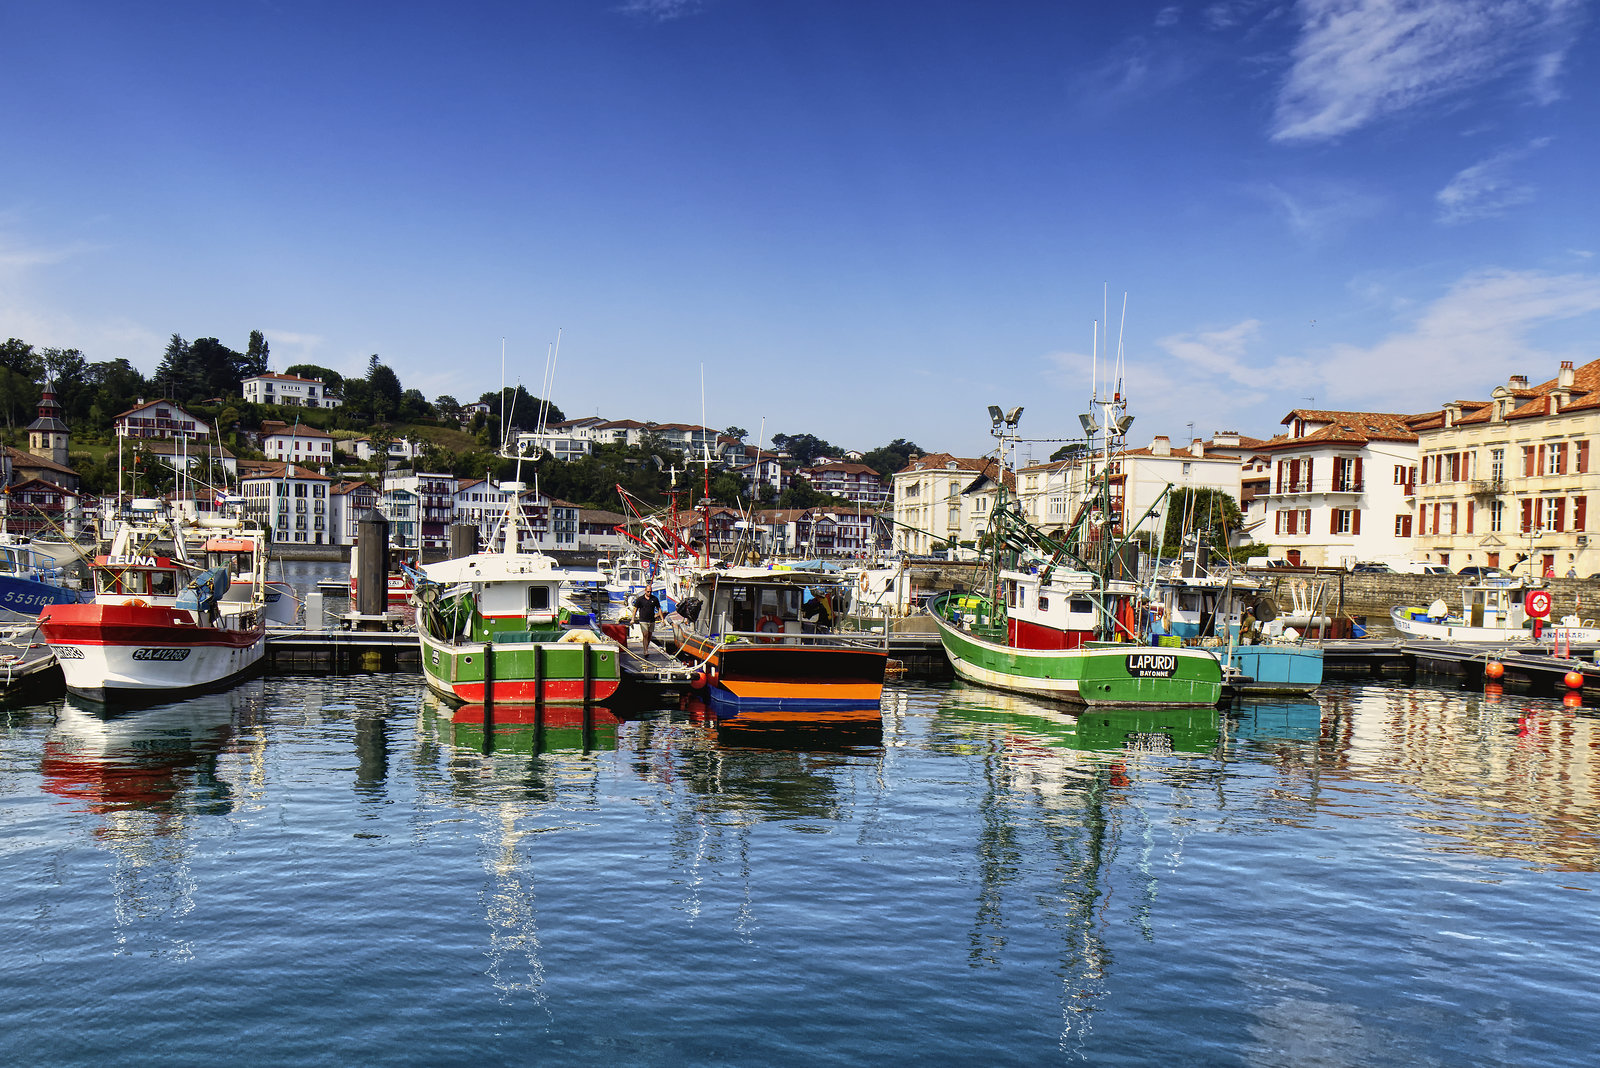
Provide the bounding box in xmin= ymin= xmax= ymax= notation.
xmin=1113 ymin=268 xmax=1600 ymax=439
xmin=1253 ymin=179 xmax=1387 ymax=240
xmin=1272 ymin=0 xmax=1582 ymax=142
xmin=616 ymin=0 xmax=707 ymax=21
xmin=1300 ymin=268 xmax=1600 ymax=405
xmin=1435 ymin=137 xmax=1552 ymax=224
xmin=1156 ymin=6 xmax=1183 ymax=27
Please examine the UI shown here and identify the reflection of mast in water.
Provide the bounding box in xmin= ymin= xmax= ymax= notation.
xmin=41 ymin=692 xmax=249 ymax=948
xmin=944 ymin=688 xmax=1225 ymax=1054
xmin=482 ymin=803 xmax=550 ymax=1014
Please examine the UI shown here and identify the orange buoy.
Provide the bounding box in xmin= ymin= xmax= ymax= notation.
xmin=1565 ymin=670 xmax=1585 ymax=689
xmin=1485 ymin=660 xmax=1505 ymax=680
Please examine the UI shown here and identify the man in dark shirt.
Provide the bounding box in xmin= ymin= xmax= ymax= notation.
xmin=632 ymin=587 xmax=662 ymax=650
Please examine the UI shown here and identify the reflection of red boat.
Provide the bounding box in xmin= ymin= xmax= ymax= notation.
xmin=429 ymin=700 xmax=621 ymax=754
xmin=40 ymin=699 xmax=235 ymax=816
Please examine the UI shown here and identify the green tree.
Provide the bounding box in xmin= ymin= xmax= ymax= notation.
xmin=777 ymin=476 xmax=821 ymax=509
xmin=477 ymin=386 xmax=563 ymax=432
xmin=0 ymin=336 xmax=42 ymax=430
xmin=1162 ymin=488 xmax=1244 ymax=553
xmin=153 ymin=334 xmax=193 ymax=398
xmin=724 ymin=425 xmax=748 ymax=440
xmin=85 ymin=358 xmax=148 ymax=430
xmin=709 ymin=471 xmax=747 ymax=505
xmin=244 ymin=330 xmax=271 ymax=378
xmin=862 ymin=437 xmax=922 ymax=476
xmin=771 ymin=432 xmax=836 ymax=466
xmin=434 ymin=394 xmax=462 ymax=421
xmin=285 ymin=364 xmax=345 ymax=394
xmin=1050 ymin=442 xmax=1089 ymax=463
xmin=366 ymin=356 xmax=403 ymax=421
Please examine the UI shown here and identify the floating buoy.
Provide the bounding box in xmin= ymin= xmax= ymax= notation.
xmin=1485 ymin=660 xmax=1505 ymax=680
xmin=689 ymin=671 xmax=707 ymax=690
xmin=1564 ymin=670 xmax=1584 ymax=690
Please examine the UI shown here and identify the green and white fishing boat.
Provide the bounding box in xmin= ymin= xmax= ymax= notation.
xmin=412 ymin=491 xmax=622 ymax=705
xmin=928 ymin=378 xmax=1222 ymax=709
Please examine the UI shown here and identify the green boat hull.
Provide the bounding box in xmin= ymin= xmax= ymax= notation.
xmin=929 ymin=608 xmax=1222 ymax=708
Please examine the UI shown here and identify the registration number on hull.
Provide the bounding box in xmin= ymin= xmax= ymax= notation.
xmin=132 ymin=648 xmax=192 ymax=662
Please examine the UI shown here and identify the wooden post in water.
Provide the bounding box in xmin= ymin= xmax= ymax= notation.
xmin=356 ymin=509 xmax=391 ymax=623
xmin=533 ymin=644 xmax=545 ymax=720
xmin=482 ymin=641 xmax=495 ymax=756
xmin=582 ymin=643 xmax=594 ymax=705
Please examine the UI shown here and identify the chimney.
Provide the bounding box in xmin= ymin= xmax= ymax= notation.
xmin=1190 ymin=439 xmax=1205 ymax=456
xmin=1509 ymin=374 xmax=1528 ymax=390
xmin=1212 ymin=431 xmax=1240 ymax=447
xmin=1152 ymin=435 xmax=1171 ymax=456
xmin=1560 ymin=360 xmax=1576 ymax=388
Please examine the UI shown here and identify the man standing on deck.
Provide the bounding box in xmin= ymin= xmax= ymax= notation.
xmin=633 ymin=587 xmax=662 ymax=651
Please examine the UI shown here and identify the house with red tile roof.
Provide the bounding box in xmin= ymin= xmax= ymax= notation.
xmin=1415 ymin=358 xmax=1600 ymax=577
xmin=1258 ymin=408 xmax=1435 ymax=568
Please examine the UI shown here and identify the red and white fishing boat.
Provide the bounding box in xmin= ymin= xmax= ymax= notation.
xmin=39 ymin=509 xmax=271 ymax=704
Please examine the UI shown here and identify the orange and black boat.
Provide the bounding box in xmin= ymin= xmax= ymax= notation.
xmin=662 ymin=566 xmax=887 ymax=712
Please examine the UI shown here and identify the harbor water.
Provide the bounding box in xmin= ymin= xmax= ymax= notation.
xmin=3 ymin=672 xmax=1598 ymax=1066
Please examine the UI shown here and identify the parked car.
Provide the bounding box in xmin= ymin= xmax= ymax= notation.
xmin=1351 ymin=562 xmax=1396 ymax=573
xmin=1415 ymin=564 xmax=1453 ymax=576
xmin=1456 ymin=566 xmax=1509 ymax=579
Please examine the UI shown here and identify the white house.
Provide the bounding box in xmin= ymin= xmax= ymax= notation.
xmin=260 ymin=421 xmax=336 ymax=467
xmin=242 ymin=372 xmax=342 ymax=408
xmin=891 ymin=453 xmax=1008 ymax=555
xmin=240 ymin=462 xmax=333 ymax=545
xmin=1259 ymin=408 xmax=1430 ymax=568
xmin=114 ymin=400 xmax=212 ymax=442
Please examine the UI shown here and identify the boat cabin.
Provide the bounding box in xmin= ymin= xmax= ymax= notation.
xmin=92 ymin=553 xmax=185 ymax=602
xmin=1455 ymin=580 xmax=1528 ymax=629
xmin=1000 ymin=569 xmax=1107 ymax=650
xmin=476 ymin=576 xmax=563 ymax=626
xmin=687 ymin=569 xmax=846 ymax=637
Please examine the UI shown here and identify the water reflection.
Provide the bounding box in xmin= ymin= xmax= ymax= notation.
xmin=39 ymin=685 xmax=265 ymax=953
xmin=687 ymin=696 xmax=884 ymax=753
xmin=930 ymin=685 xmax=1234 ymax=1055
xmin=1314 ymin=684 xmax=1600 ymax=871
xmin=428 ymin=699 xmax=623 ymax=757
xmin=42 ymin=692 xmax=252 ymax=821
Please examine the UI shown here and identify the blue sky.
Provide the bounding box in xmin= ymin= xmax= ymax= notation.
xmin=4 ymin=0 xmax=1596 ymax=463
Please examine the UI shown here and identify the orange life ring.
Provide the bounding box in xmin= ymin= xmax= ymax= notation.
xmin=122 ymin=598 xmax=148 ymax=607
xmin=756 ymin=614 xmax=784 ymax=643
xmin=858 ymin=572 xmax=870 ymax=593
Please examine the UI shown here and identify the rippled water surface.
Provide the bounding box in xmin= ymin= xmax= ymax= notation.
xmin=2 ymin=675 xmax=1597 ymax=1066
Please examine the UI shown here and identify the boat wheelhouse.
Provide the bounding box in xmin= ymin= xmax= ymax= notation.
xmin=665 ymin=565 xmax=888 ymax=711
xmin=38 ymin=515 xmax=270 ymax=704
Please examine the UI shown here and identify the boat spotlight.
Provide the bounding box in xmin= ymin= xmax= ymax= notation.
xmin=988 ymin=404 xmax=1004 ymax=427
xmin=1115 ymin=414 xmax=1135 ymax=434
xmin=1005 ymin=406 xmax=1024 ymax=427
xmin=1078 ymin=413 xmax=1100 ymax=436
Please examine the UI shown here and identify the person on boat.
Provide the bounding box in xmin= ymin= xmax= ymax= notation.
xmin=801 ymin=587 xmax=835 ymax=633
xmin=632 ymin=587 xmax=662 ymax=650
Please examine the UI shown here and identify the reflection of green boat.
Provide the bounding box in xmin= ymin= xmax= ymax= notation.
xmin=944 ymin=684 xmax=1221 ymax=754
xmin=426 ymin=700 xmax=621 ymax=755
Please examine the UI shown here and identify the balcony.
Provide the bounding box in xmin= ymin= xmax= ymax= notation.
xmin=1470 ymin=478 xmax=1506 ymax=499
